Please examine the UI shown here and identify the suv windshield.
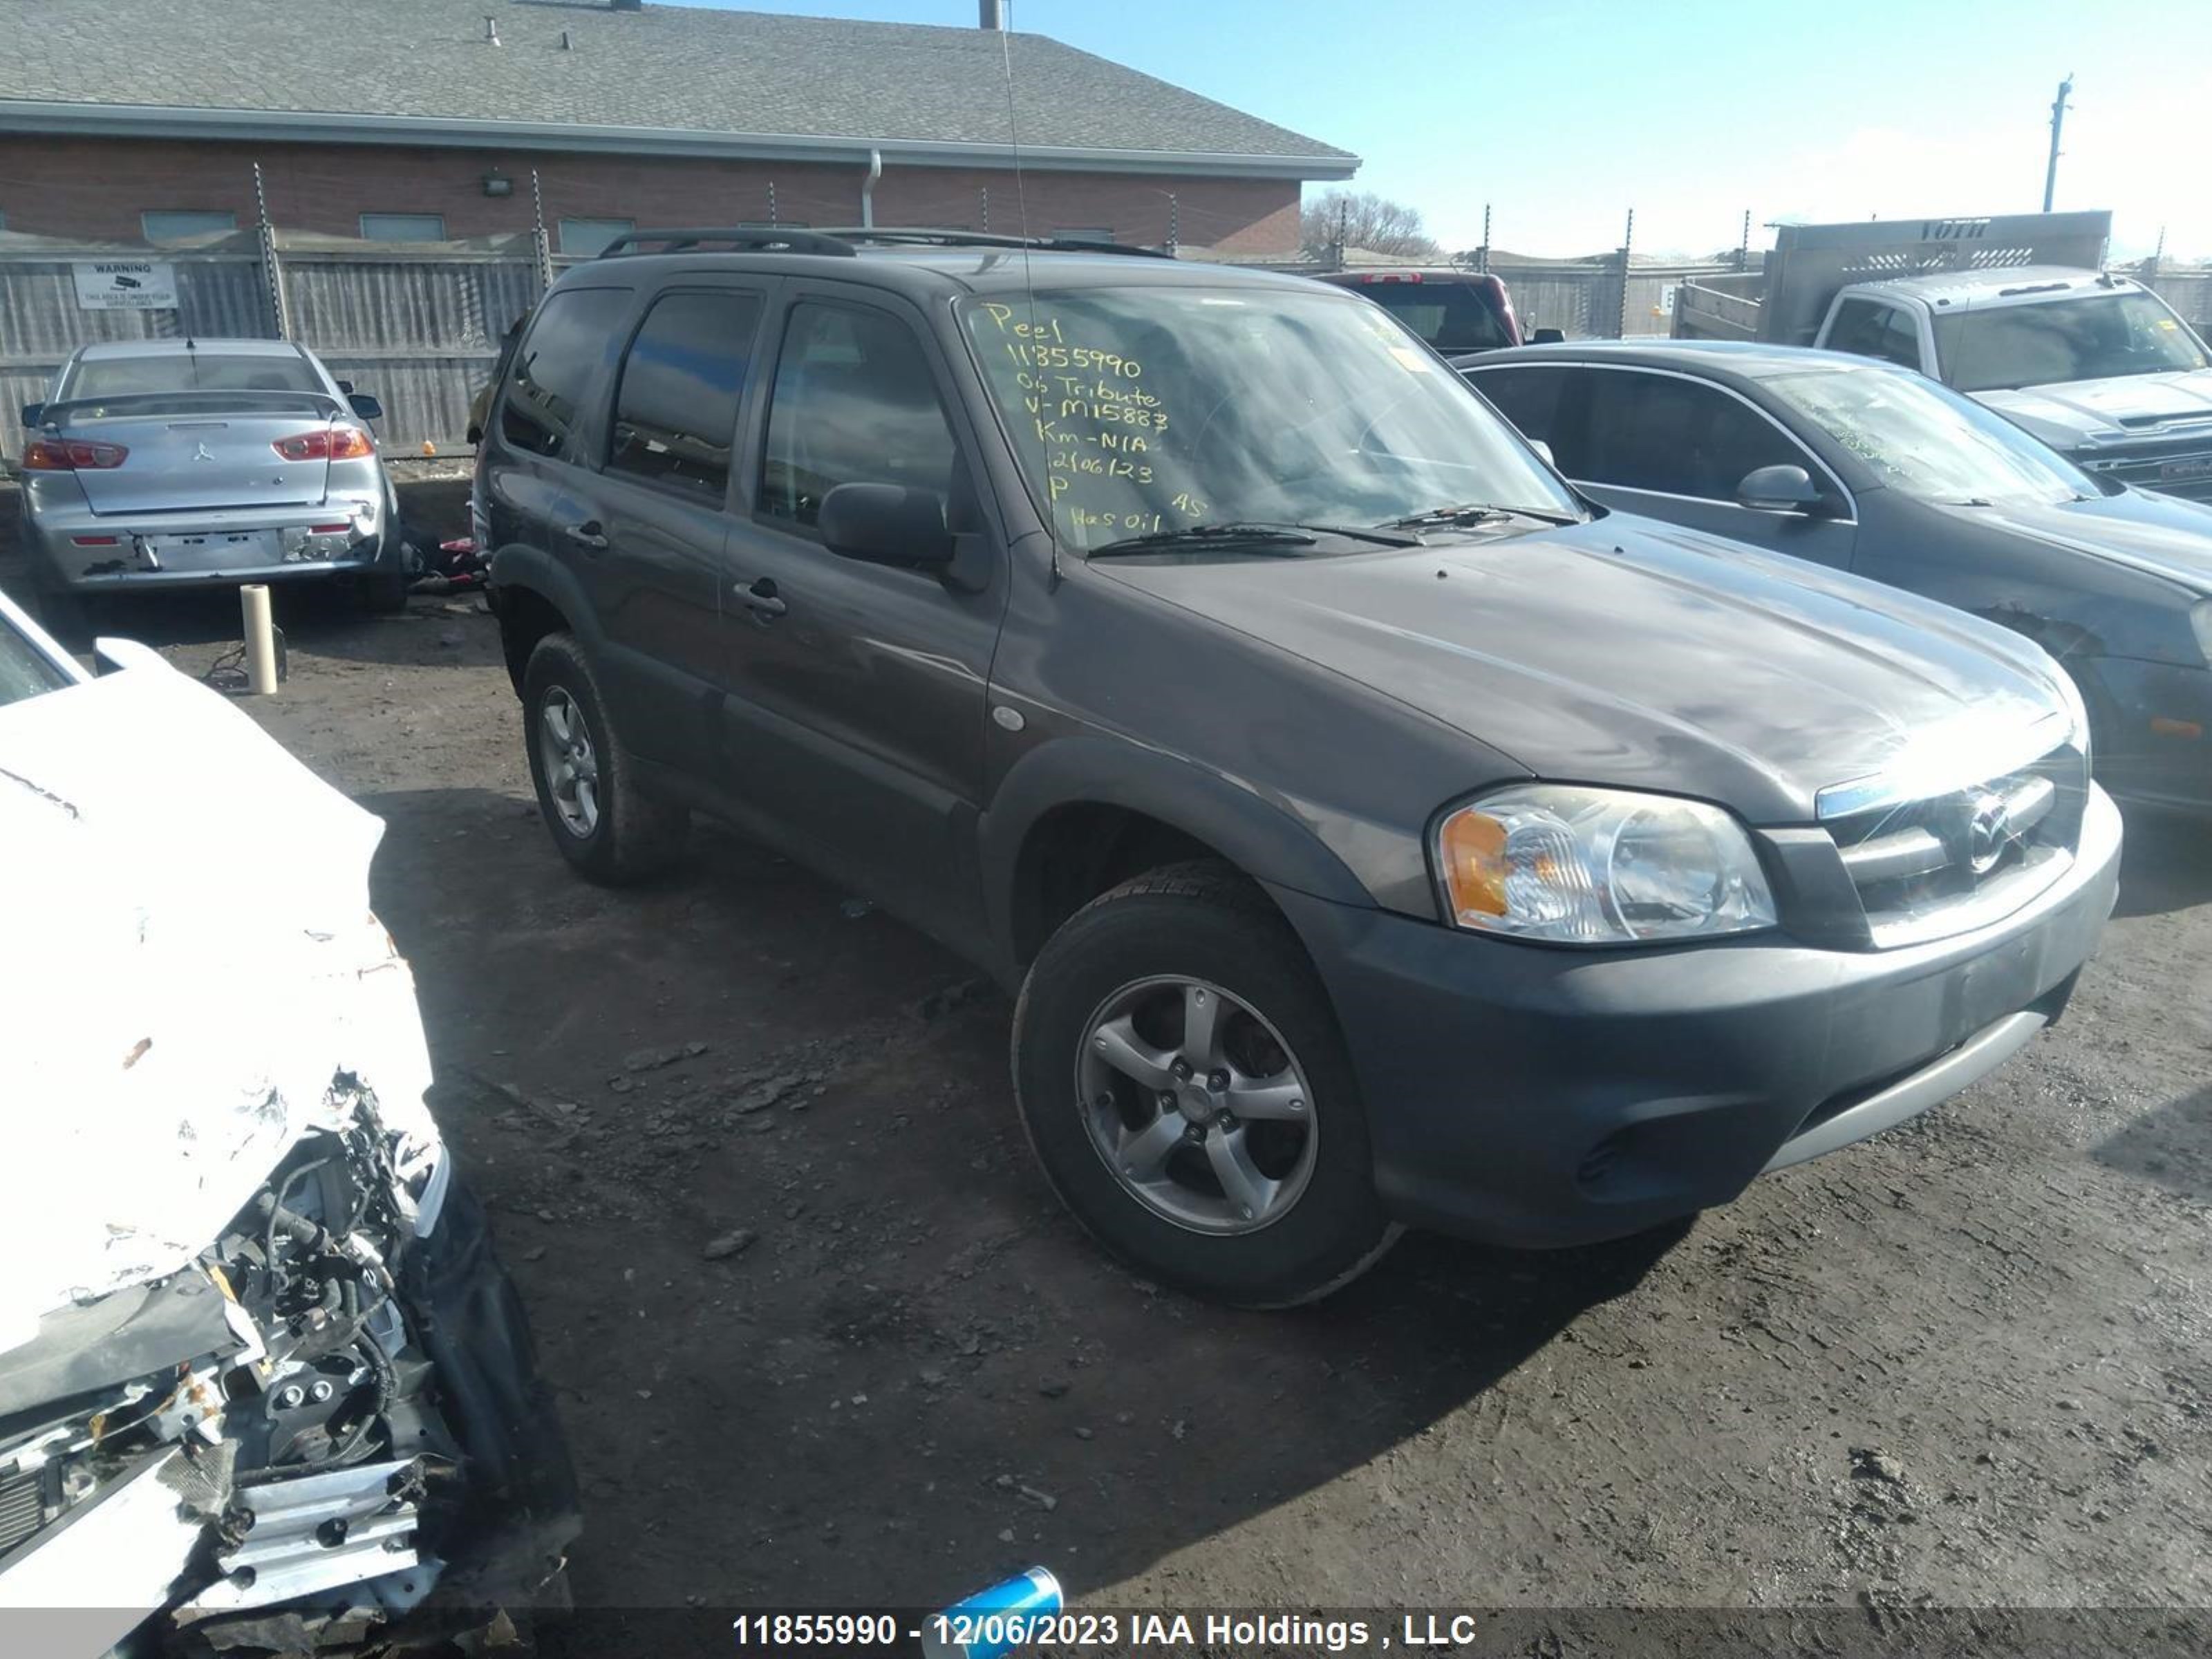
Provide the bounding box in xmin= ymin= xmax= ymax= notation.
xmin=1763 ymin=364 xmax=2094 ymax=507
xmin=961 ymin=285 xmax=1572 ymax=551
xmin=1933 ymin=290 xmax=2211 ymax=393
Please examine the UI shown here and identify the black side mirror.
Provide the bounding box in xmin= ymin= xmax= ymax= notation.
xmin=19 ymin=403 xmax=41 ymax=428
xmin=348 ymin=392 xmax=384 ymax=422
xmin=818 ymin=482 xmax=953 ymax=569
xmin=1736 ymin=463 xmax=1822 ymax=514
xmin=1529 ymin=327 xmax=1566 ymax=346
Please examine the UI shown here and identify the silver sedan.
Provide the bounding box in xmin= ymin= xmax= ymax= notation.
xmin=17 ymin=338 xmax=409 ymax=622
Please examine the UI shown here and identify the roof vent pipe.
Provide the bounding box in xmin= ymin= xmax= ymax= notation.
xmin=861 ymin=147 xmax=883 ymax=229
xmin=484 ymin=15 xmax=500 ymax=44
xmin=561 ymin=28 xmax=572 ymax=48
xmin=979 ymin=1 xmax=1004 ymax=28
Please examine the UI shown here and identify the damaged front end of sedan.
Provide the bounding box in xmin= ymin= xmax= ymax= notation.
xmin=0 ymin=643 xmax=577 ymax=1656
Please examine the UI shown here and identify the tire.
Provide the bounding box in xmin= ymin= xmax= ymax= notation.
xmin=521 ymin=632 xmax=688 ymax=884
xmin=356 ymin=563 xmax=410 ymax=614
xmin=1011 ymin=860 xmax=1399 ymax=1307
xmin=31 ymin=583 xmax=92 ymax=649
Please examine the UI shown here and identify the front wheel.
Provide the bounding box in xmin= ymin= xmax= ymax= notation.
xmin=1012 ymin=861 xmax=1398 ymax=1306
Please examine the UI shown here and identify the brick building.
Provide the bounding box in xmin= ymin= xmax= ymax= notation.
xmin=0 ymin=0 xmax=1356 ymax=255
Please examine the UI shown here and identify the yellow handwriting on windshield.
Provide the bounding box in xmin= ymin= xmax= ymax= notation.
xmin=980 ymin=302 xmax=1186 ymax=539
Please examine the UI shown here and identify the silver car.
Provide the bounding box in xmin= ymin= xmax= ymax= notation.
xmin=17 ymin=338 xmax=409 ymax=621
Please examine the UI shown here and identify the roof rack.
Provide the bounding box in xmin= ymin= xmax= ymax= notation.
xmin=595 ymin=227 xmax=858 ymax=259
xmin=593 ymin=225 xmax=1175 ymax=262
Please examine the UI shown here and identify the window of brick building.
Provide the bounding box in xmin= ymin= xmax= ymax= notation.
xmin=559 ymin=217 xmax=635 ymax=256
xmin=360 ymin=212 xmax=447 ymax=242
xmin=142 ymin=209 xmax=237 ymax=243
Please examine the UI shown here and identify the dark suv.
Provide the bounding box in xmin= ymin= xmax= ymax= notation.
xmin=478 ymin=227 xmax=2119 ymax=1306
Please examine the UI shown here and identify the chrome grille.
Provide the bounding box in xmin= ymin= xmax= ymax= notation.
xmin=0 ymin=1467 xmax=46 ymax=1557
xmin=1821 ymin=740 xmax=2089 ymax=948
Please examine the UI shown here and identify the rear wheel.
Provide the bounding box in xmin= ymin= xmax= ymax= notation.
xmin=31 ymin=581 xmax=91 ymax=649
xmin=522 ymin=632 xmax=688 ymax=883
xmin=1012 ymin=861 xmax=1398 ymax=1306
xmin=355 ymin=563 xmax=409 ymax=613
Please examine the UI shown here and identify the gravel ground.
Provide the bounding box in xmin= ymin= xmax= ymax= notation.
xmin=8 ymin=480 xmax=2210 ymax=1647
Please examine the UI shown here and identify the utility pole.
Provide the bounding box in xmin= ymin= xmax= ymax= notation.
xmin=2042 ymin=75 xmax=2072 ymax=212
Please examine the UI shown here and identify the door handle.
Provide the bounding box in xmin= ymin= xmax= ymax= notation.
xmin=738 ymin=577 xmax=787 ymax=619
xmin=561 ymin=519 xmax=609 ymax=553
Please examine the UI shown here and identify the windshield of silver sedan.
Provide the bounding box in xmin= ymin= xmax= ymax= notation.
xmin=959 ymin=286 xmax=1580 ymax=553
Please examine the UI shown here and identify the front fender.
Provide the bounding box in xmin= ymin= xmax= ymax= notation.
xmin=979 ymin=734 xmax=1382 ymax=973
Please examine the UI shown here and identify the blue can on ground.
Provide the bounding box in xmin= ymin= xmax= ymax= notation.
xmin=919 ymin=1567 xmax=1065 ymax=1659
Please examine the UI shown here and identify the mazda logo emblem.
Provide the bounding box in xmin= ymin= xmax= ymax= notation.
xmin=1965 ymin=789 xmax=2016 ymax=875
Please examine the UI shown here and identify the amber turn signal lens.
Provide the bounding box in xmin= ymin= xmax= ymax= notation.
xmin=1438 ymin=808 xmax=1509 ymax=919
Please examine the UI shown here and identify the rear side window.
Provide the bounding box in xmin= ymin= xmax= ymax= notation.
xmin=760 ymin=303 xmax=958 ymax=530
xmin=1469 ymin=365 xmax=1570 ymax=447
xmin=1355 ymin=279 xmax=1512 ymax=353
xmin=1577 ymin=370 xmax=1806 ymax=499
xmin=607 ymin=290 xmax=765 ymax=500
xmin=500 ymin=287 xmax=630 ymax=460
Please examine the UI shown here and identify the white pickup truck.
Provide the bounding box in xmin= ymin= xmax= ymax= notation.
xmin=1675 ymin=212 xmax=2212 ymax=500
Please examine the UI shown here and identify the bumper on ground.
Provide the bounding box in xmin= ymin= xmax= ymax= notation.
xmin=1273 ymin=787 xmax=2122 ymax=1249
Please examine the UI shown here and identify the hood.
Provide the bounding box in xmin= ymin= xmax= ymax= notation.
xmin=1977 ymin=369 xmax=2212 ymax=447
xmin=1097 ymin=514 xmax=2069 ymax=824
xmin=0 ymin=657 xmax=438 ymax=1357
xmin=1941 ymin=488 xmax=2212 ymax=601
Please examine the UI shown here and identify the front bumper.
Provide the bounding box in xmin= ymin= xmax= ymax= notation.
xmin=0 ymin=1179 xmax=575 ymax=1656
xmin=1274 ymin=787 xmax=2122 ymax=1248
xmin=22 ymin=494 xmax=394 ymax=592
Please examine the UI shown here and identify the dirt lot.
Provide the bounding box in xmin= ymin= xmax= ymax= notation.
xmin=10 ymin=478 xmax=2212 ymax=1641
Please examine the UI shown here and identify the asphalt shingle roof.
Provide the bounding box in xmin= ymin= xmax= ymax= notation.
xmin=0 ymin=0 xmax=1356 ymax=172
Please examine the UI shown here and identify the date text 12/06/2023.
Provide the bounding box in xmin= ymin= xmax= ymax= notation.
xmin=975 ymin=301 xmax=1209 ymax=543
xmin=729 ymin=1611 xmax=1494 ymax=1653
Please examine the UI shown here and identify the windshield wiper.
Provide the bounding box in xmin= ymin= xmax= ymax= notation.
xmin=1089 ymin=521 xmax=1421 ymax=556
xmin=1380 ymin=502 xmax=1582 ymax=530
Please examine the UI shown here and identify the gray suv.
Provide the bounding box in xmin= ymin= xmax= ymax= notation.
xmin=478 ymin=228 xmax=2120 ymax=1306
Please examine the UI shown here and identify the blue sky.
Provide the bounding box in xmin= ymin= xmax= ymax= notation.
xmin=685 ymin=0 xmax=2204 ymax=260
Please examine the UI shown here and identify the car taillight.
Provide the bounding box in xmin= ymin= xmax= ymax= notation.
xmin=23 ymin=438 xmax=129 ymax=470
xmin=272 ymin=427 xmax=375 ymax=462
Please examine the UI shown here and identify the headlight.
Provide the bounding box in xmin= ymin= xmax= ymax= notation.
xmin=1435 ymin=785 xmax=1777 ymax=945
xmin=2192 ymin=598 xmax=2212 ymax=667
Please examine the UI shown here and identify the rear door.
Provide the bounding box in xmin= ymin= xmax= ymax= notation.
xmin=584 ymin=281 xmax=771 ymax=775
xmin=1544 ymin=363 xmax=1859 ymax=570
xmin=714 ymin=285 xmax=1006 ymax=943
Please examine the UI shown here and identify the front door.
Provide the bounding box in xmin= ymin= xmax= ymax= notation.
xmin=714 ymin=288 xmax=1006 ymax=945
xmin=1552 ymin=364 xmax=1858 ymax=571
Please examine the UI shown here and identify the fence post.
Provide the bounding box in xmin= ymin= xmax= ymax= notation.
xmin=530 ymin=169 xmax=555 ymax=294
xmin=1613 ymin=208 xmax=1634 ymax=338
xmin=253 ymin=163 xmax=292 ymax=340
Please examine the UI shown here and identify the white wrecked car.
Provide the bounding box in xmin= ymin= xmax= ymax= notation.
xmin=0 ymin=590 xmax=575 ymax=1655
